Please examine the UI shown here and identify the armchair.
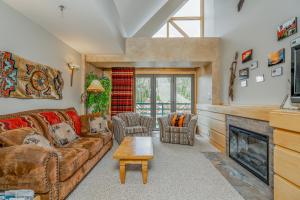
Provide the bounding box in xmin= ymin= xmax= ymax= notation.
xmin=158 ymin=113 xmax=198 ymax=146
xmin=112 ymin=112 xmax=154 ymax=144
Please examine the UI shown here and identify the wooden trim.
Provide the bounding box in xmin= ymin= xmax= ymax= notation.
xmin=135 ymin=68 xmax=196 ymax=75
xmin=198 ymin=104 xmax=279 ymax=121
xmin=274 ymin=129 xmax=300 ymax=153
xmin=274 ymin=146 xmax=300 ymax=187
xmin=170 ymin=16 xmax=202 ymax=21
xmin=200 ymin=0 xmax=204 ymax=37
xmin=274 ymin=175 xmax=300 ymax=200
xmin=270 ymin=110 xmax=300 ymax=132
xmin=169 ymin=20 xmax=189 ymax=37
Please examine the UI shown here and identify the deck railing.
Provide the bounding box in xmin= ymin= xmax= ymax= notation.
xmin=136 ymin=102 xmax=191 ymax=117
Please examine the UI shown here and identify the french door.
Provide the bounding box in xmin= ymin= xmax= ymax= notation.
xmin=135 ymin=75 xmax=194 ymax=129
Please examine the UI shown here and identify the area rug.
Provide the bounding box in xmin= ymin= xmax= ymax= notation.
xmin=67 ymin=136 xmax=244 ymax=200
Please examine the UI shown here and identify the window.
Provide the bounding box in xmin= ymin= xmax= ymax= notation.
xmin=153 ymin=0 xmax=204 ymax=38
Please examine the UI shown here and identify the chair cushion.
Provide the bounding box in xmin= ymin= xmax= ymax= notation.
xmin=167 ymin=126 xmax=188 ymax=133
xmin=56 ymin=147 xmax=89 ymax=181
xmin=66 ymin=137 xmax=103 ymax=159
xmin=125 ymin=126 xmax=148 ymax=134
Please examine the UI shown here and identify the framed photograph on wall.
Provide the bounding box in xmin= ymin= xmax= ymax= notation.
xmin=239 ymin=68 xmax=249 ymax=80
xmin=271 ymin=66 xmax=283 ymax=77
xmin=277 ymin=17 xmax=297 ymax=41
xmin=242 ymin=49 xmax=253 ymax=63
xmin=268 ymin=48 xmax=285 ymax=66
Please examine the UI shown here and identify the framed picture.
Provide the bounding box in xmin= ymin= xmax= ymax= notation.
xmin=250 ymin=61 xmax=258 ymax=70
xmin=239 ymin=68 xmax=249 ymax=80
xmin=240 ymin=80 xmax=247 ymax=87
xmin=277 ymin=17 xmax=297 ymax=41
xmin=256 ymin=75 xmax=265 ymax=83
xmin=242 ymin=49 xmax=253 ymax=63
xmin=268 ymin=48 xmax=285 ymax=66
xmin=271 ymin=66 xmax=283 ymax=77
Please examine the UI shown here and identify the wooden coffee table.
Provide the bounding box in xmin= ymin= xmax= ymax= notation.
xmin=113 ymin=137 xmax=153 ymax=184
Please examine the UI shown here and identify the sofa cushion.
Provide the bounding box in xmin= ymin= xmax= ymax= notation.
xmin=0 ymin=127 xmax=35 ymax=147
xmin=60 ymin=108 xmax=81 ymax=135
xmin=37 ymin=111 xmax=65 ymax=126
xmin=0 ymin=115 xmax=43 ymax=134
xmin=66 ymin=137 xmax=103 ymax=159
xmin=86 ymin=131 xmax=112 ymax=145
xmin=125 ymin=126 xmax=148 ymax=135
xmin=50 ymin=122 xmax=79 ymax=147
xmin=56 ymin=147 xmax=89 ymax=181
xmin=167 ymin=126 xmax=188 ymax=133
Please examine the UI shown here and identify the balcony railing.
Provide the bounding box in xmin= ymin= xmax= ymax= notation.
xmin=136 ymin=102 xmax=192 ymax=117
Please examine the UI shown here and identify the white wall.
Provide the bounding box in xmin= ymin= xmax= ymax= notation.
xmin=209 ymin=0 xmax=300 ymax=105
xmin=0 ymin=1 xmax=83 ymax=115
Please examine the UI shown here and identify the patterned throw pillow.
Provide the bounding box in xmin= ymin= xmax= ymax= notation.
xmin=50 ymin=122 xmax=78 ymax=146
xmin=89 ymin=116 xmax=109 ymax=134
xmin=23 ymin=134 xmax=52 ymax=149
xmin=171 ymin=113 xmax=186 ymax=127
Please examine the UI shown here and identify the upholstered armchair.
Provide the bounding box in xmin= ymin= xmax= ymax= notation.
xmin=158 ymin=113 xmax=198 ymax=146
xmin=112 ymin=112 xmax=154 ymax=144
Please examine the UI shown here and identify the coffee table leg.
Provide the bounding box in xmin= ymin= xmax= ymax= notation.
xmin=141 ymin=161 xmax=148 ymax=184
xmin=120 ymin=161 xmax=126 ymax=184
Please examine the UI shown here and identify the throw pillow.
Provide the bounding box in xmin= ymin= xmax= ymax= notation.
xmin=89 ymin=116 xmax=109 ymax=134
xmin=23 ymin=134 xmax=52 ymax=149
xmin=0 ymin=127 xmax=35 ymax=147
xmin=50 ymin=122 xmax=78 ymax=146
xmin=171 ymin=113 xmax=186 ymax=127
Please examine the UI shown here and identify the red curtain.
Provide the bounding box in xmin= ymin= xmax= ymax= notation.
xmin=111 ymin=67 xmax=135 ymax=116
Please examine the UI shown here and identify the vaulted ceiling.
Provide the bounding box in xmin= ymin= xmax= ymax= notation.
xmin=3 ymin=0 xmax=187 ymax=54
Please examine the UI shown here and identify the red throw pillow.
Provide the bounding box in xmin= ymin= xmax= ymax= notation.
xmin=65 ymin=109 xmax=81 ymax=135
xmin=0 ymin=117 xmax=31 ymax=130
xmin=39 ymin=112 xmax=62 ymax=125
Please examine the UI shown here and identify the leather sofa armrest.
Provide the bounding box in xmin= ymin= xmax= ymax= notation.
xmin=0 ymin=145 xmax=59 ymax=198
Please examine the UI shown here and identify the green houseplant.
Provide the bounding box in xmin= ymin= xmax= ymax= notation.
xmin=85 ymin=72 xmax=112 ymax=114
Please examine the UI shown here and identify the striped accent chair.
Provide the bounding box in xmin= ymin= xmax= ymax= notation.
xmin=112 ymin=112 xmax=154 ymax=144
xmin=158 ymin=113 xmax=198 ymax=146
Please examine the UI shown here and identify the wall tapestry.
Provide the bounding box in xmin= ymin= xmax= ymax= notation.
xmin=268 ymin=48 xmax=285 ymax=67
xmin=277 ymin=17 xmax=297 ymax=41
xmin=0 ymin=51 xmax=63 ymax=100
xmin=111 ymin=67 xmax=135 ymax=116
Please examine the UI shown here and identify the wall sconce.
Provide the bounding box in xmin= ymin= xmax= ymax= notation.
xmin=67 ymin=63 xmax=80 ymax=86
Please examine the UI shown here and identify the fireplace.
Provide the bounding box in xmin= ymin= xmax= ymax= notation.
xmin=229 ymin=125 xmax=269 ymax=184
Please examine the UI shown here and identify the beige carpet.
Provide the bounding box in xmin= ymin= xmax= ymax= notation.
xmin=67 ymin=135 xmax=244 ymax=200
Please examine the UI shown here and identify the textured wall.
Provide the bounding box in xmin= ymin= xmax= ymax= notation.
xmin=210 ymin=0 xmax=300 ymax=105
xmin=0 ymin=1 xmax=83 ymax=115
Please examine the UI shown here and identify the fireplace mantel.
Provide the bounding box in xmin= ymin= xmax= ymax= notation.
xmin=198 ymin=104 xmax=279 ymax=121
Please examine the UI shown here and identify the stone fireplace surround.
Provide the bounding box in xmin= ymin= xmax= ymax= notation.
xmin=226 ymin=115 xmax=274 ymax=188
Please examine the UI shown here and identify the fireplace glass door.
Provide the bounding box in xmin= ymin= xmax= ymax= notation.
xmin=229 ymin=125 xmax=269 ymax=184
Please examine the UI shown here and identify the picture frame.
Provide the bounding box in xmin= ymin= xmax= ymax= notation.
xmin=271 ymin=66 xmax=283 ymax=77
xmin=239 ymin=68 xmax=249 ymax=80
xmin=242 ymin=49 xmax=253 ymax=63
xmin=277 ymin=17 xmax=297 ymax=41
xmin=240 ymin=80 xmax=247 ymax=87
xmin=268 ymin=48 xmax=285 ymax=67
xmin=256 ymin=75 xmax=265 ymax=83
xmin=250 ymin=61 xmax=258 ymax=70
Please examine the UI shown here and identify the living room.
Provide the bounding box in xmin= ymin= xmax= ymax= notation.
xmin=0 ymin=0 xmax=299 ymax=200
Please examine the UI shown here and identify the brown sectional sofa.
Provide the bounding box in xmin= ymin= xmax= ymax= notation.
xmin=0 ymin=108 xmax=113 ymax=200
